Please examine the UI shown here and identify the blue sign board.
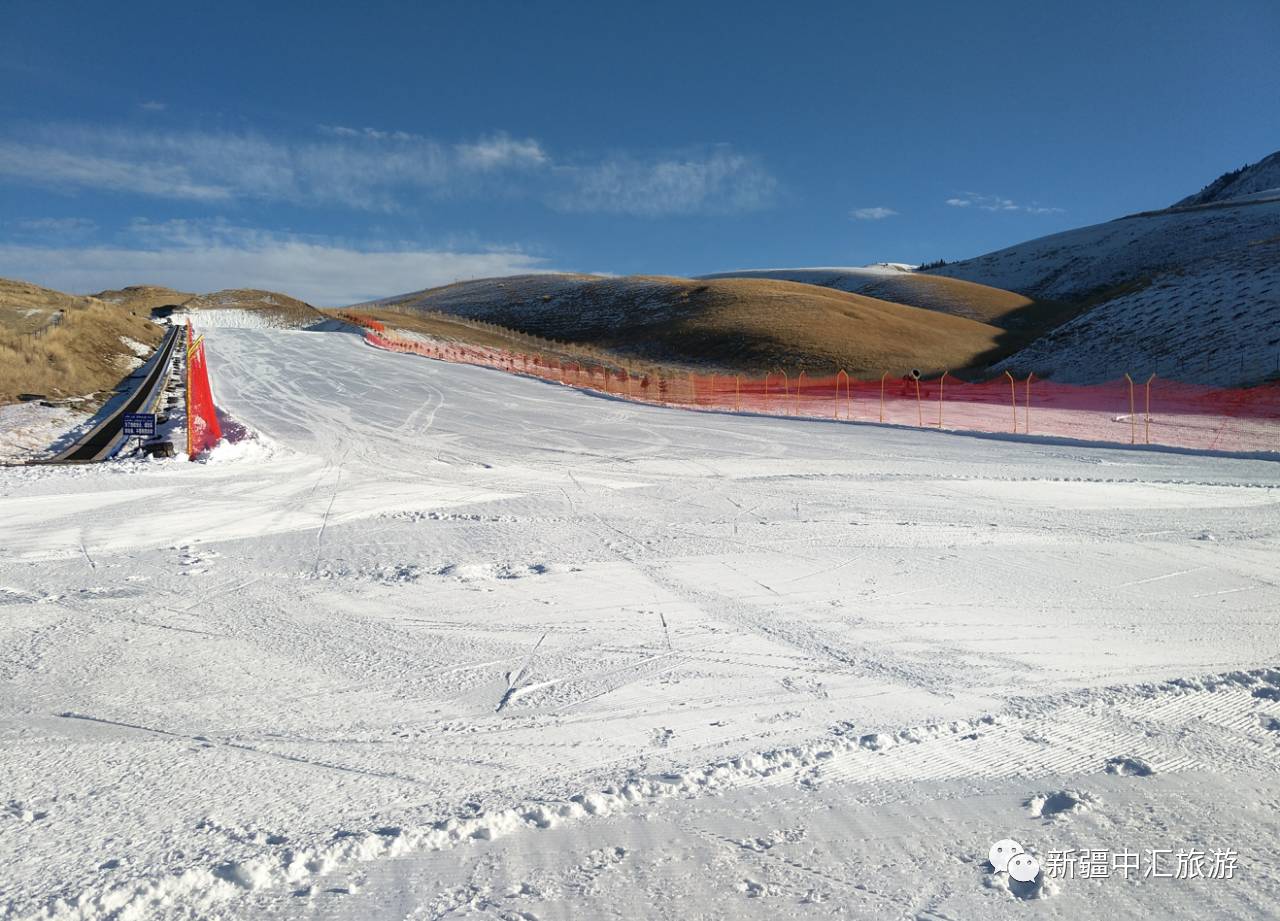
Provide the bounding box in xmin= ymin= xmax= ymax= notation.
xmin=122 ymin=413 xmax=157 ymax=438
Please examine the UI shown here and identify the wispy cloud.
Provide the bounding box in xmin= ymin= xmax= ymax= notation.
xmin=945 ymin=192 xmax=1063 ymax=214
xmin=0 ymin=124 xmax=776 ymax=217
xmin=455 ymin=133 xmax=548 ymax=170
xmin=0 ymin=139 xmax=231 ymax=201
xmin=138 ymin=100 xmax=167 ymax=112
xmin=851 ymin=206 xmax=897 ymax=220
xmin=553 ymin=149 xmax=776 ymax=216
xmin=0 ymin=221 xmax=552 ymax=306
xmin=319 ymin=124 xmax=420 ymax=142
xmin=10 ymin=216 xmax=98 ymax=236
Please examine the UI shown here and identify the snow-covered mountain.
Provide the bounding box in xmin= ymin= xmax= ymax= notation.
xmin=925 ymin=152 xmax=1280 ymax=386
xmin=1174 ymin=150 xmax=1280 ymax=208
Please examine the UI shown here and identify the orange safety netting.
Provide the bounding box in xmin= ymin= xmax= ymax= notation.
xmin=186 ymin=325 xmax=223 ymax=458
xmin=356 ymin=325 xmax=1279 ymax=455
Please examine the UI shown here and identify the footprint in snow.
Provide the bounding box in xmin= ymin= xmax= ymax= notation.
xmin=5 ymin=801 xmax=47 ymax=823
xmin=1104 ymin=755 xmax=1155 ymax=777
xmin=1026 ymin=789 xmax=1095 ymax=820
xmin=650 ymin=727 xmax=674 ymax=748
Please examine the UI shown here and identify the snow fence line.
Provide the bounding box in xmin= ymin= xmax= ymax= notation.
xmin=185 ymin=325 xmax=222 ymax=459
xmin=337 ymin=314 xmax=1280 ymax=455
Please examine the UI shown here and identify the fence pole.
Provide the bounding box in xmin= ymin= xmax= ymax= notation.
xmin=938 ymin=371 xmax=947 ymax=428
xmin=836 ymin=370 xmax=848 ymax=420
xmin=735 ymin=374 xmax=741 ymax=412
xmin=1124 ymin=373 xmax=1135 ymax=445
xmin=914 ymin=377 xmax=923 ymax=427
xmin=880 ymin=371 xmax=888 ymax=423
xmin=1004 ymin=371 xmax=1017 ymax=433
xmin=763 ymin=372 xmax=770 ymax=413
xmin=780 ymin=370 xmax=791 ymax=416
xmin=796 ymin=371 xmax=805 ymax=416
xmin=1025 ymin=373 xmax=1034 ymax=434
xmin=1144 ymin=373 xmax=1155 ymax=444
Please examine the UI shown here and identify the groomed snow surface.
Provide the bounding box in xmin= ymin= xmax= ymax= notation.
xmin=2 ymin=327 xmax=1279 ymax=920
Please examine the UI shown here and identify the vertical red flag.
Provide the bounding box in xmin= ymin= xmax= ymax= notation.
xmin=186 ymin=324 xmax=223 ymax=457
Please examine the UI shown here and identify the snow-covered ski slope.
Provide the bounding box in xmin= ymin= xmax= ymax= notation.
xmin=3 ymin=327 xmax=1279 ymax=920
xmin=932 ymin=197 xmax=1280 ymax=386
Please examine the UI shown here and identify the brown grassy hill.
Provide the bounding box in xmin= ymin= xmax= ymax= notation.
xmin=360 ymin=274 xmax=1008 ymax=376
xmin=334 ymin=307 xmax=647 ymax=373
xmin=0 ymin=278 xmax=165 ymax=406
xmin=697 ymin=266 xmax=1079 ymax=335
xmin=180 ymin=289 xmax=328 ymax=328
xmin=0 ymin=278 xmax=100 ymax=337
xmin=93 ymin=285 xmax=194 ymax=313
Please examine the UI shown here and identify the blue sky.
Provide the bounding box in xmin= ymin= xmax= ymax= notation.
xmin=1 ymin=0 xmax=1277 ymax=305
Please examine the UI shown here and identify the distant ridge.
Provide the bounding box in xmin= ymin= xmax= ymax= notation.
xmin=927 ymin=155 xmax=1280 ymax=386
xmin=1174 ymin=150 xmax=1280 ymax=208
xmin=358 ymin=272 xmax=1008 ymax=376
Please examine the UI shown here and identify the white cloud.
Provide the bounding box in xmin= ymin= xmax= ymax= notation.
xmin=945 ymin=192 xmax=1063 ymax=214
xmin=139 ymin=101 xmax=167 ymax=112
xmin=319 ymin=124 xmax=419 ymax=142
xmin=0 ymin=140 xmax=232 ymax=201
xmin=10 ymin=216 xmax=97 ymax=236
xmin=455 ymin=133 xmax=547 ymax=170
xmin=851 ymin=206 xmax=897 ymax=220
xmin=0 ymin=224 xmax=553 ymax=306
xmin=553 ymin=150 xmax=776 ymax=216
xmin=0 ymin=124 xmax=776 ymax=217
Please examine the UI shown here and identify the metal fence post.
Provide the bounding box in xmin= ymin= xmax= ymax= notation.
xmin=1124 ymin=373 xmax=1135 ymax=445
xmin=1004 ymin=370 xmax=1017 ymax=433
xmin=1025 ymin=373 xmax=1034 ymax=434
xmin=1144 ymin=373 xmax=1155 ymax=444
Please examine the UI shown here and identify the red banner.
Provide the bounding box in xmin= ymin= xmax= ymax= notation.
xmin=186 ymin=325 xmax=223 ymax=458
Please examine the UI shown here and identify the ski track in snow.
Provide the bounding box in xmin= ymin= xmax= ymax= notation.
xmin=1 ymin=327 xmax=1279 ymax=920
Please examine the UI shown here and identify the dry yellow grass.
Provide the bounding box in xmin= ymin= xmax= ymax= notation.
xmin=853 ymin=273 xmax=1084 ymax=343
xmin=671 ymin=278 xmax=1005 ymax=375
xmin=93 ymin=285 xmax=194 ymax=313
xmin=0 ymin=278 xmax=100 ymax=337
xmin=331 ymin=307 xmax=657 ymax=373
xmin=368 ymin=274 xmax=1009 ymax=377
xmin=851 ymin=273 xmax=1034 ymax=324
xmin=0 ymin=278 xmax=165 ymax=406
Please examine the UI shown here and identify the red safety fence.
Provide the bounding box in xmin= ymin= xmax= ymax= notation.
xmin=336 ymin=311 xmax=386 ymax=333
xmin=186 ymin=325 xmax=223 ymax=458
xmin=352 ymin=322 xmax=1279 ymax=455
